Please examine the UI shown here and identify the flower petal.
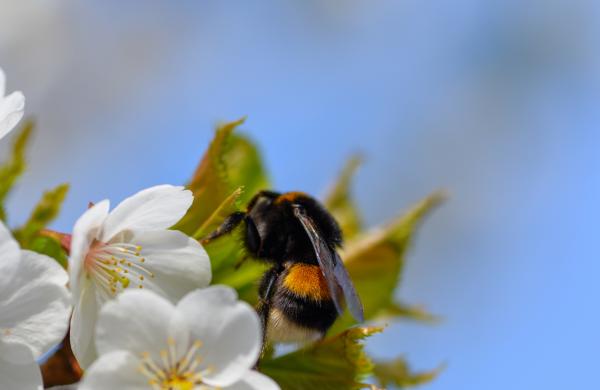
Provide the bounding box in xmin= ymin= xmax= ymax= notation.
xmin=0 ymin=90 xmax=25 ymax=140
xmin=101 ymin=185 xmax=192 ymax=242
xmin=70 ymin=279 xmax=100 ymax=369
xmin=95 ymin=290 xmax=178 ymax=358
xmin=0 ymin=221 xmax=20 ymax=296
xmin=227 ymin=370 xmax=281 ymax=390
xmin=0 ymin=250 xmax=70 ymax=359
xmin=69 ymin=200 xmax=109 ymax=300
xmin=176 ymin=286 xmax=262 ymax=387
xmin=0 ymin=339 xmax=43 ymax=390
xmin=79 ymin=350 xmax=148 ymax=390
xmin=126 ymin=229 xmax=211 ymax=301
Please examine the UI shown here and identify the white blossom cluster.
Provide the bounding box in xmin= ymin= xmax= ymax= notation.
xmin=0 ymin=67 xmax=279 ymax=390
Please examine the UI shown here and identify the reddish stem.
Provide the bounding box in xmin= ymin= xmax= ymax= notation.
xmin=40 ymin=329 xmax=82 ymax=388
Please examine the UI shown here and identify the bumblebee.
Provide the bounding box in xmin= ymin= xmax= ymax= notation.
xmin=202 ymin=190 xmax=364 ymax=345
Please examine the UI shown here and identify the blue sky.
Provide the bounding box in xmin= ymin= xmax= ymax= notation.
xmin=1 ymin=1 xmax=599 ymax=388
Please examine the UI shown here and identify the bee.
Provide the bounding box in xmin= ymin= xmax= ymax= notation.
xmin=202 ymin=190 xmax=364 ymax=346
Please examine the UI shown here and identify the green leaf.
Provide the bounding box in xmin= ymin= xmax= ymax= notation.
xmin=200 ymin=187 xmax=268 ymax=304
xmin=192 ymin=187 xmax=244 ymax=240
xmin=208 ymin=132 xmax=270 ymax=300
xmin=372 ymin=358 xmax=445 ymax=389
xmin=14 ymin=183 xmax=69 ymax=247
xmin=0 ymin=120 xmax=34 ymax=221
xmin=213 ymin=258 xmax=269 ymax=303
xmin=174 ymin=118 xmax=270 ymax=302
xmin=331 ymin=191 xmax=445 ymax=333
xmin=261 ymin=326 xmax=382 ymax=390
xmin=174 ymin=118 xmax=245 ymax=235
xmin=175 ymin=118 xmax=269 ymax=236
xmin=205 ymin=190 xmax=268 ymax=304
xmin=380 ymin=302 xmax=440 ymax=324
xmin=27 ymin=235 xmax=69 ymax=269
xmin=323 ymin=155 xmax=363 ymax=239
xmin=225 ymin=133 xmax=270 ymax=205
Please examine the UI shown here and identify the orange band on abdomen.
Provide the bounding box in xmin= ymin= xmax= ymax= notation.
xmin=282 ymin=263 xmax=331 ymax=300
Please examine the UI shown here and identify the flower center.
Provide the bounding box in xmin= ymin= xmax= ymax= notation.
xmin=84 ymin=241 xmax=154 ymax=300
xmin=138 ymin=339 xmax=213 ymax=390
xmin=162 ymin=378 xmax=194 ymax=390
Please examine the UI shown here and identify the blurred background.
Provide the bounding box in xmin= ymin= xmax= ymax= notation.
xmin=1 ymin=1 xmax=599 ymax=388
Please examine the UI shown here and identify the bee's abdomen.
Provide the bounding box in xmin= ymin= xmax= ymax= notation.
xmin=282 ymin=263 xmax=331 ymax=301
xmin=266 ymin=263 xmax=338 ymax=342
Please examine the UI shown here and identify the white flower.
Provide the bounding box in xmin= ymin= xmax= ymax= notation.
xmin=80 ymin=286 xmax=279 ymax=390
xmin=0 ymin=221 xmax=71 ymax=390
xmin=69 ymin=184 xmax=212 ymax=368
xmin=0 ymin=66 xmax=25 ymax=140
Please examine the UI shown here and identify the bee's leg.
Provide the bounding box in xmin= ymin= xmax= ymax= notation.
xmin=255 ymin=265 xmax=282 ymax=366
xmin=200 ymin=211 xmax=246 ymax=245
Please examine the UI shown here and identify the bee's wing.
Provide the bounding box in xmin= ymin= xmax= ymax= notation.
xmin=293 ymin=206 xmax=344 ymax=315
xmin=333 ymin=251 xmax=364 ymax=322
xmin=293 ymin=206 xmax=364 ymax=323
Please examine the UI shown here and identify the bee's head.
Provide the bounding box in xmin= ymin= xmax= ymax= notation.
xmin=247 ymin=190 xmax=279 ymax=213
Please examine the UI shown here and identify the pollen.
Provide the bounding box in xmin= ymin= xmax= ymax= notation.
xmin=84 ymin=241 xmax=153 ymax=300
xmin=138 ymin=338 xmax=210 ymax=390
